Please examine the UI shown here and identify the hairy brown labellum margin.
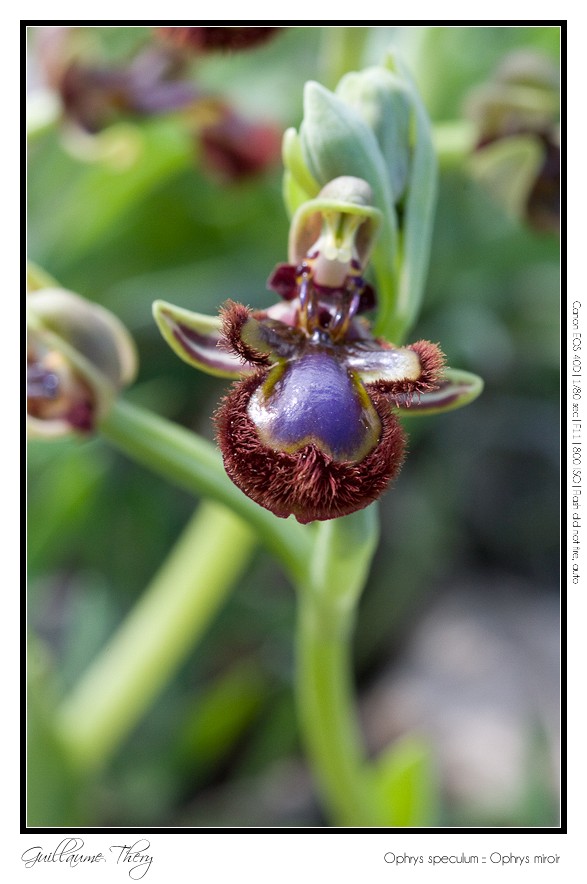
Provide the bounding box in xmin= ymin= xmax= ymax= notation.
xmin=214 ymin=374 xmax=407 ymax=524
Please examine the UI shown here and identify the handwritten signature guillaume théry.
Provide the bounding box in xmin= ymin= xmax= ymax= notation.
xmin=21 ymin=838 xmax=153 ymax=879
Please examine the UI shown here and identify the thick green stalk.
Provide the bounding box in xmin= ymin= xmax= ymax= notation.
xmin=295 ymin=505 xmax=385 ymax=826
xmin=99 ymin=397 xmax=311 ymax=583
xmin=56 ymin=501 xmax=255 ymax=772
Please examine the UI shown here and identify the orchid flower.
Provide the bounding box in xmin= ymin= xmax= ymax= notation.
xmin=154 ymin=176 xmax=482 ymax=523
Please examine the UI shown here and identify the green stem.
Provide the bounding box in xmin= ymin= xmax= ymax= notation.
xmin=56 ymin=501 xmax=255 ymax=773
xmin=99 ymin=397 xmax=311 ymax=583
xmin=295 ymin=505 xmax=384 ymax=826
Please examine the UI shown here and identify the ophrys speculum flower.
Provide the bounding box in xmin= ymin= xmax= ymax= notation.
xmin=154 ymin=176 xmax=454 ymax=523
xmin=214 ymin=297 xmax=443 ymax=523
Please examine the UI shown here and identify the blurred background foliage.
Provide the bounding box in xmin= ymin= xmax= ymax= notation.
xmin=27 ymin=25 xmax=560 ymax=828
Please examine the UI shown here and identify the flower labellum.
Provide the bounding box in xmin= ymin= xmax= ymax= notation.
xmin=214 ymin=301 xmax=442 ymax=523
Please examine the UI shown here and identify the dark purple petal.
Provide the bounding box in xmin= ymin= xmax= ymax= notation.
xmin=267 ymin=263 xmax=299 ymax=300
xmin=172 ymin=321 xmax=249 ymax=376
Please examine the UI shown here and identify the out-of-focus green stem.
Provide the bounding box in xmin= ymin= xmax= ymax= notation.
xmin=56 ymin=501 xmax=255 ymax=773
xmin=99 ymin=397 xmax=311 ymax=583
xmin=295 ymin=505 xmax=385 ymax=826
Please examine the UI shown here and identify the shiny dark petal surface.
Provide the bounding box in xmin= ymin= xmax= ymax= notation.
xmin=248 ymin=350 xmax=381 ymax=463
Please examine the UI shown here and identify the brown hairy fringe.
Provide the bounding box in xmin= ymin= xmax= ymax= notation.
xmin=214 ymin=373 xmax=406 ymax=523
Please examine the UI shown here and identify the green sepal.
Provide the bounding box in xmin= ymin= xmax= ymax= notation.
xmin=298 ymin=82 xmax=398 ymax=255
xmin=282 ymin=169 xmax=312 ymax=222
xmin=152 ymin=299 xmax=256 ymax=379
xmin=281 ymin=126 xmax=320 ymax=217
xmin=299 ymin=81 xmax=394 ymax=209
xmin=395 ymin=368 xmax=484 ymax=416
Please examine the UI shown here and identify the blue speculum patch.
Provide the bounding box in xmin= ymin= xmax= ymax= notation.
xmin=247 ymin=349 xmax=381 ymax=462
